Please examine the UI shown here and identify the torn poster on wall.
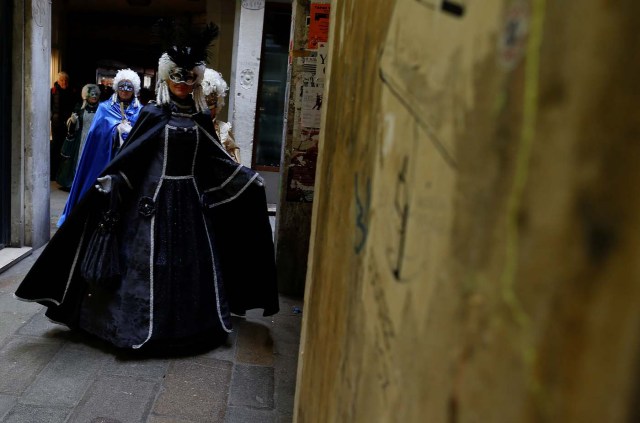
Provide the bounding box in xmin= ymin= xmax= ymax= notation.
xmin=286 ymin=128 xmax=320 ymax=202
xmin=308 ymin=3 xmax=331 ymax=49
xmin=301 ymin=86 xmax=323 ymax=128
xmin=285 ymin=3 xmax=330 ymax=203
xmin=316 ymin=42 xmax=328 ymax=83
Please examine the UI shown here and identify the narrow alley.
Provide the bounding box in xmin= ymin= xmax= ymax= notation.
xmin=0 ymin=185 xmax=301 ymax=422
xmin=2 ymin=0 xmax=639 ymax=422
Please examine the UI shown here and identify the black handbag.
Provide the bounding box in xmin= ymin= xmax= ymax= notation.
xmin=79 ymin=175 xmax=122 ymax=288
xmin=59 ymin=132 xmax=78 ymax=159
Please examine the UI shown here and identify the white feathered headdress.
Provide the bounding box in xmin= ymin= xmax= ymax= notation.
xmin=110 ymin=68 xmax=141 ymax=106
xmin=201 ymin=68 xmax=228 ymax=109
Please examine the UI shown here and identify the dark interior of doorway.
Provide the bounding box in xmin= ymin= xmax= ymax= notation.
xmin=62 ymin=11 xmax=166 ymax=91
xmin=252 ymin=2 xmax=292 ymax=170
xmin=59 ymin=0 xmax=207 ymax=94
xmin=0 ymin=0 xmax=13 ymax=249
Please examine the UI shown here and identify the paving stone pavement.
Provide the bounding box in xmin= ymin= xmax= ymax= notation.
xmin=0 ymin=184 xmax=302 ymax=423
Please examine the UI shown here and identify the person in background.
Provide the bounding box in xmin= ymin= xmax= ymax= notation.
xmin=57 ymin=68 xmax=142 ymax=226
xmin=56 ymin=84 xmax=101 ymax=191
xmin=15 ymin=21 xmax=278 ymax=355
xmin=138 ymin=87 xmax=155 ymax=105
xmin=97 ymin=77 xmax=114 ymax=102
xmin=201 ymin=68 xmax=241 ymax=163
xmin=50 ymin=71 xmax=76 ymax=180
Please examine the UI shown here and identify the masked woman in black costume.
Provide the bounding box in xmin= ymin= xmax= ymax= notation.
xmin=56 ymin=83 xmax=101 ymax=190
xmin=15 ymin=23 xmax=279 ymax=353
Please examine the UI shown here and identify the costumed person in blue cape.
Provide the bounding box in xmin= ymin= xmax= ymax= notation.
xmin=57 ymin=69 xmax=143 ymax=227
xmin=15 ymin=20 xmax=279 ymax=354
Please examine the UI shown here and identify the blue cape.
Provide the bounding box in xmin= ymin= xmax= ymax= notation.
xmin=58 ymin=98 xmax=141 ymax=226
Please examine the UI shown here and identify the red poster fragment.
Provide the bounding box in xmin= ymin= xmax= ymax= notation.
xmin=308 ymin=3 xmax=330 ymax=49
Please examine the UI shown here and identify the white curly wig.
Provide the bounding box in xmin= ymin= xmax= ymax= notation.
xmin=201 ymin=68 xmax=228 ymax=109
xmin=110 ymin=68 xmax=141 ymax=105
xmin=80 ymin=84 xmax=100 ymax=109
xmin=155 ymin=53 xmax=207 ymax=112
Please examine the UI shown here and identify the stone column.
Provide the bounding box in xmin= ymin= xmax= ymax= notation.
xmin=11 ymin=0 xmax=51 ymax=248
xmin=229 ymin=0 xmax=266 ymax=168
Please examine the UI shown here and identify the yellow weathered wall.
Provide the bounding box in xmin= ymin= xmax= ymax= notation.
xmin=295 ymin=0 xmax=640 ymax=421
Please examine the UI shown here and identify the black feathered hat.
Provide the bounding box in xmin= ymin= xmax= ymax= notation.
xmin=154 ymin=18 xmax=219 ymax=111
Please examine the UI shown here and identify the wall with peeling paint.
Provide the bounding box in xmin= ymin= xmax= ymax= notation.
xmin=276 ymin=0 xmax=331 ymax=295
xmin=295 ymin=0 xmax=640 ymax=421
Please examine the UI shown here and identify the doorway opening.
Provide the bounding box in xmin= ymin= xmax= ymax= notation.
xmin=252 ymin=2 xmax=292 ymax=171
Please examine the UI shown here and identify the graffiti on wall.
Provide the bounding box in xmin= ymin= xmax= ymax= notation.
xmin=32 ymin=0 xmax=46 ymax=27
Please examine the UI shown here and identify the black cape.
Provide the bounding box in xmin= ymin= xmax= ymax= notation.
xmin=15 ymin=103 xmax=279 ymax=344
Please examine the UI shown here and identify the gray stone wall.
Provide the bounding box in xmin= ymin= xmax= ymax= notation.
xmin=11 ymin=0 xmax=52 ymax=248
xmin=229 ymin=0 xmax=266 ymax=168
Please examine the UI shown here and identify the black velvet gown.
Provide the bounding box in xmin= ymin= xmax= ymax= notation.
xmin=15 ymin=97 xmax=279 ymax=352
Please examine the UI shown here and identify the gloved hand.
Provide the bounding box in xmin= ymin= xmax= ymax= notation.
xmin=116 ymin=121 xmax=132 ymax=147
xmin=117 ymin=121 xmax=132 ymax=135
xmin=66 ymin=113 xmax=79 ymax=131
xmin=95 ymin=175 xmax=113 ymax=194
